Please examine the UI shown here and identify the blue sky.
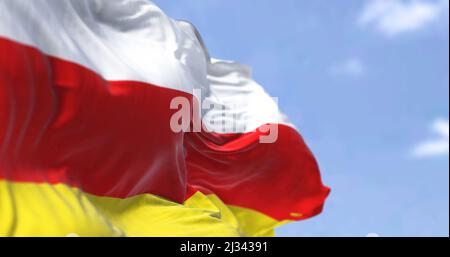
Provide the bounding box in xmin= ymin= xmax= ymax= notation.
xmin=152 ymin=0 xmax=449 ymax=236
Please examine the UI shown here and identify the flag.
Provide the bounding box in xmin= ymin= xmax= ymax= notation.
xmin=0 ymin=0 xmax=330 ymax=236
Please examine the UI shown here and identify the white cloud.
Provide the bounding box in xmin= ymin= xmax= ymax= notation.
xmin=366 ymin=232 xmax=380 ymax=237
xmin=330 ymin=58 xmax=366 ymax=77
xmin=359 ymin=0 xmax=449 ymax=37
xmin=412 ymin=119 xmax=449 ymax=158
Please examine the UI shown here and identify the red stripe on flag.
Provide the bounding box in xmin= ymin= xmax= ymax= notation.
xmin=186 ymin=127 xmax=330 ymax=221
xmin=0 ymin=37 xmax=189 ymax=202
xmin=0 ymin=37 xmax=329 ymax=221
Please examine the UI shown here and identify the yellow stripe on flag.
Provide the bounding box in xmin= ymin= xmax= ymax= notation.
xmin=0 ymin=181 xmax=120 ymax=237
xmin=1 ymin=180 xmax=288 ymax=237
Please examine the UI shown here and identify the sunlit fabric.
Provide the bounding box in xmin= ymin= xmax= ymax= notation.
xmin=0 ymin=0 xmax=329 ymax=236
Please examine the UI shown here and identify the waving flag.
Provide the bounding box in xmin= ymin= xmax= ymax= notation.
xmin=0 ymin=0 xmax=329 ymax=236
